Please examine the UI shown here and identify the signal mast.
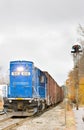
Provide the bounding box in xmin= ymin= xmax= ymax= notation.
xmin=71 ymin=44 xmax=82 ymax=110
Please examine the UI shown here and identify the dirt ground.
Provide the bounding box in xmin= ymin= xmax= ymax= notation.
xmin=65 ymin=110 xmax=76 ymax=130
xmin=15 ymin=103 xmax=76 ymax=130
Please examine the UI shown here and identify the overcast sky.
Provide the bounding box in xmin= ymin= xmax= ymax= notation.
xmin=0 ymin=0 xmax=84 ymax=85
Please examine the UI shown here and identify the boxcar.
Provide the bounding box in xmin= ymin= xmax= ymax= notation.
xmin=43 ymin=71 xmax=63 ymax=106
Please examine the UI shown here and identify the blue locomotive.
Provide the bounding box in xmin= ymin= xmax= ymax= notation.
xmin=7 ymin=60 xmax=63 ymax=116
xmin=7 ymin=61 xmax=47 ymax=116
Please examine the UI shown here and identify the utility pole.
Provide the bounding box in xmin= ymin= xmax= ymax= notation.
xmin=71 ymin=44 xmax=82 ymax=110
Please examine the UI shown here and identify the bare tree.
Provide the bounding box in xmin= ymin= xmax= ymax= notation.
xmin=77 ymin=24 xmax=84 ymax=50
xmin=0 ymin=66 xmax=9 ymax=85
xmin=77 ymin=24 xmax=84 ymax=37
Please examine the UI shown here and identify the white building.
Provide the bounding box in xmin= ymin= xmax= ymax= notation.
xmin=0 ymin=84 xmax=8 ymax=98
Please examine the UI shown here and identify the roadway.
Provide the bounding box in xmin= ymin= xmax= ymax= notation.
xmin=73 ymin=107 xmax=84 ymax=130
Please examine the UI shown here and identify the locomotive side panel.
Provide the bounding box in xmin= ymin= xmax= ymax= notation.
xmin=35 ymin=68 xmax=46 ymax=99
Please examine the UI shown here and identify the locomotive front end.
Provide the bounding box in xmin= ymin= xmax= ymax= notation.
xmin=7 ymin=61 xmax=35 ymax=116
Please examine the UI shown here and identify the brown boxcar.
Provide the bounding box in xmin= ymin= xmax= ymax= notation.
xmin=60 ymin=87 xmax=64 ymax=102
xmin=44 ymin=71 xmax=63 ymax=106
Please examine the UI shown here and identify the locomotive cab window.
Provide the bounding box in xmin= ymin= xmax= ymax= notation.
xmin=39 ymin=76 xmax=45 ymax=83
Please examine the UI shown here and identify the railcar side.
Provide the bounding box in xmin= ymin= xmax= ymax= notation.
xmin=43 ymin=71 xmax=63 ymax=106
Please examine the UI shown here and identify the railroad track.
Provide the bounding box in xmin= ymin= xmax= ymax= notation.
xmin=0 ymin=111 xmax=50 ymax=130
xmin=0 ymin=116 xmax=34 ymax=130
xmin=0 ymin=103 xmax=61 ymax=130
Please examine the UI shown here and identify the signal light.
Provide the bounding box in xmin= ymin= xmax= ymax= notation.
xmin=71 ymin=44 xmax=82 ymax=53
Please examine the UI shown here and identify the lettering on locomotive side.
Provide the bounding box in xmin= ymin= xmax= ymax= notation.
xmin=13 ymin=82 xmax=29 ymax=85
xmin=11 ymin=71 xmax=30 ymax=76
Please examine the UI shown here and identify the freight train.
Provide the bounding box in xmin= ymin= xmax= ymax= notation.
xmin=6 ymin=60 xmax=63 ymax=116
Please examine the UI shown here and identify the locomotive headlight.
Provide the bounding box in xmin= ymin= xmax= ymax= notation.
xmin=9 ymin=100 xmax=12 ymax=103
xmin=17 ymin=66 xmax=24 ymax=72
xmin=29 ymin=100 xmax=32 ymax=103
